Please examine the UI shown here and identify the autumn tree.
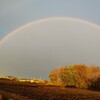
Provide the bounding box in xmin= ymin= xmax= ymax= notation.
xmin=86 ymin=66 xmax=100 ymax=89
xmin=72 ymin=64 xmax=88 ymax=88
xmin=59 ymin=65 xmax=76 ymax=86
xmin=93 ymin=75 xmax=100 ymax=90
xmin=48 ymin=64 xmax=100 ymax=89
xmin=48 ymin=66 xmax=64 ymax=82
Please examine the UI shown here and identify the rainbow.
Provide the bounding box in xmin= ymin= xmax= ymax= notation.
xmin=0 ymin=17 xmax=100 ymax=44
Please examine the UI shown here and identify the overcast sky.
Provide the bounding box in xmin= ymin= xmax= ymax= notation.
xmin=0 ymin=0 xmax=100 ymax=79
xmin=0 ymin=0 xmax=100 ymax=38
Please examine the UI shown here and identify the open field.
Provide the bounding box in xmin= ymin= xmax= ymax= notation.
xmin=0 ymin=79 xmax=100 ymax=100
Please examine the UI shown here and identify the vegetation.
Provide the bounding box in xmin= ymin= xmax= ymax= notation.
xmin=49 ymin=64 xmax=100 ymax=90
xmin=59 ymin=65 xmax=76 ymax=87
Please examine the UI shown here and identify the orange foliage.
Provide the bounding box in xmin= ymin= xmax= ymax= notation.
xmin=48 ymin=66 xmax=64 ymax=82
xmin=48 ymin=64 xmax=100 ymax=89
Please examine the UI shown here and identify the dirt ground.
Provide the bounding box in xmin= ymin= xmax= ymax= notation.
xmin=0 ymin=80 xmax=100 ymax=100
